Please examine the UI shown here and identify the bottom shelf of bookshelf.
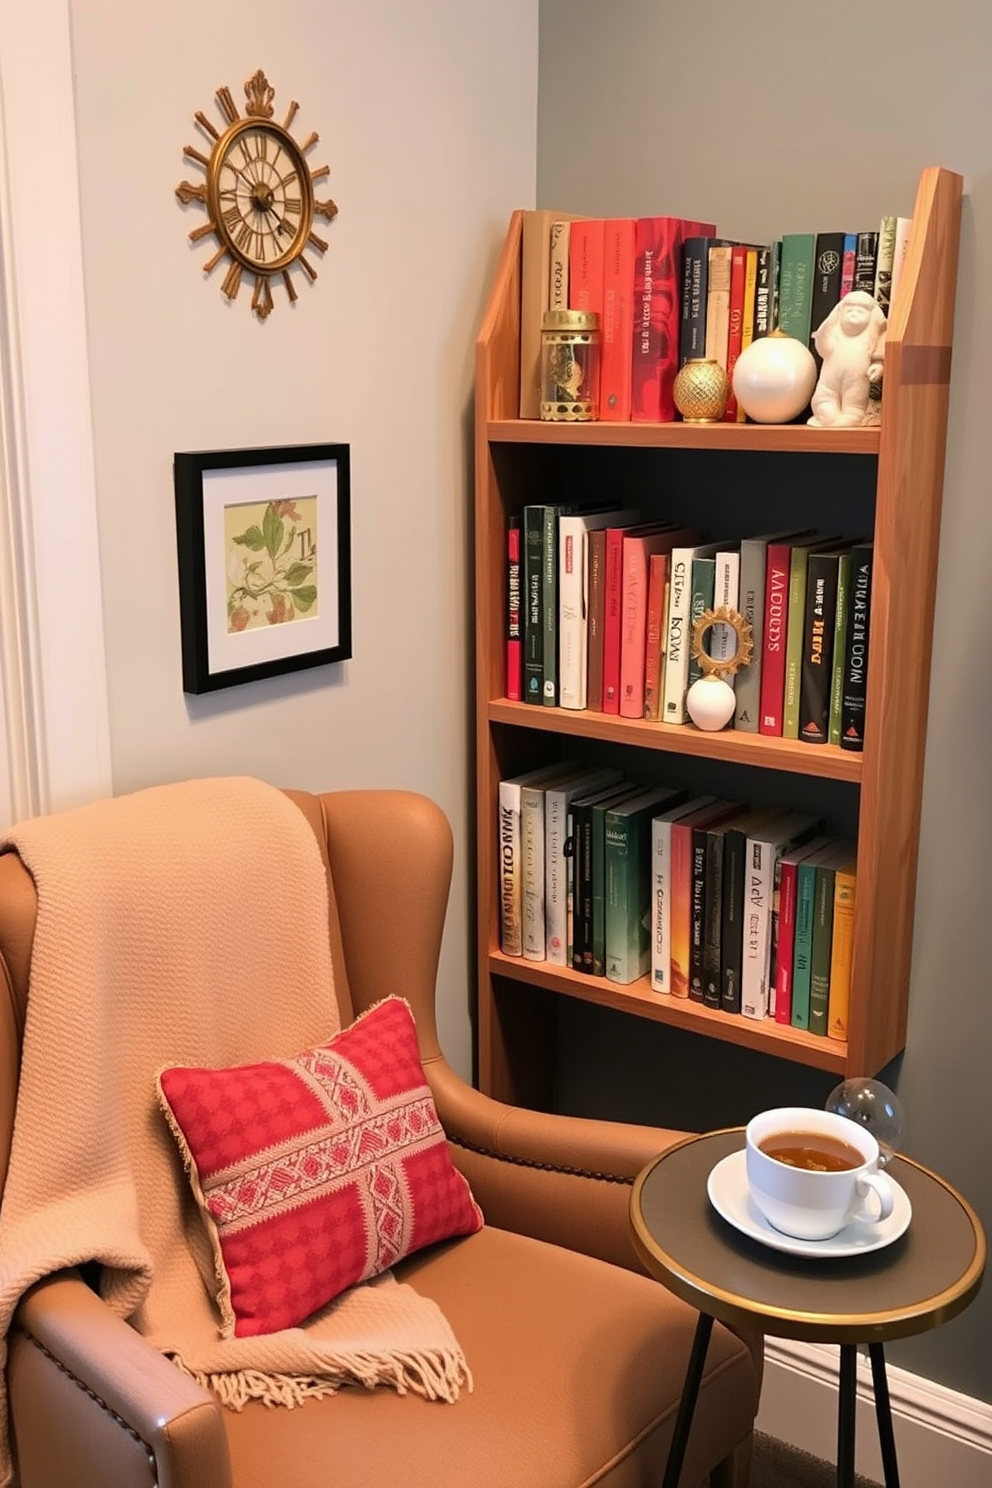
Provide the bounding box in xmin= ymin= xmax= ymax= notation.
xmin=488 ymin=950 xmax=849 ymax=1076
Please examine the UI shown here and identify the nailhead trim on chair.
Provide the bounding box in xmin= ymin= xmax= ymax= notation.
xmin=448 ymin=1136 xmax=633 ymax=1185
xmin=18 ymin=1328 xmax=157 ymax=1482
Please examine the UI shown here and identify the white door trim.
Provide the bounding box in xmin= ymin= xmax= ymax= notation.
xmin=0 ymin=0 xmax=111 ymax=825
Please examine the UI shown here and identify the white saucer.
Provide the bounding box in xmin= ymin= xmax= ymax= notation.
xmin=706 ymin=1149 xmax=913 ymax=1259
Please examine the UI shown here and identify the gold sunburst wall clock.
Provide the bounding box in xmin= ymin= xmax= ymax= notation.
xmin=175 ymin=69 xmax=338 ymax=320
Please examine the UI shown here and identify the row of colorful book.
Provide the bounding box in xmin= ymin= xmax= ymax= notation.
xmin=497 ymin=762 xmax=856 ymax=1039
xmin=507 ymin=503 xmax=874 ymax=750
xmin=518 ymin=206 xmax=911 ymax=424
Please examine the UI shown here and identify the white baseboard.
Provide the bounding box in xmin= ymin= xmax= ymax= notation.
xmin=756 ymin=1338 xmax=992 ymax=1487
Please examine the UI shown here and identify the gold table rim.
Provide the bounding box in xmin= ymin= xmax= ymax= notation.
xmin=630 ymin=1127 xmax=987 ymax=1343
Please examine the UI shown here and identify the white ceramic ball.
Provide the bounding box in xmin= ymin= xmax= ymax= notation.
xmin=685 ymin=675 xmax=737 ymax=732
xmin=732 ymin=334 xmax=818 ymax=424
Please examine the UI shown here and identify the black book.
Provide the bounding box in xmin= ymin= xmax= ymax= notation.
xmin=688 ymin=823 xmax=710 ymax=1002
xmin=522 ymin=505 xmax=545 ymax=705
xmin=752 ymin=242 xmax=780 ymax=339
xmin=853 ymin=231 xmax=879 ymax=295
xmin=701 ymin=821 xmax=733 ymax=1008
xmin=567 ymin=781 xmax=637 ymax=973
xmin=680 ymin=236 xmax=731 ymax=367
xmin=840 ymin=543 xmax=874 ymax=752
xmin=809 ymin=232 xmax=848 ymax=364
xmin=798 ymin=548 xmax=847 ymax=746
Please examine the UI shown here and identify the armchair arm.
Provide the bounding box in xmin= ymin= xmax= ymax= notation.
xmin=11 ymin=1271 xmax=230 ymax=1488
xmin=428 ymin=1056 xmax=684 ymax=1273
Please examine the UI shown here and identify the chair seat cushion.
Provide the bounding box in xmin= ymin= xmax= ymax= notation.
xmin=221 ymin=1224 xmax=759 ymax=1488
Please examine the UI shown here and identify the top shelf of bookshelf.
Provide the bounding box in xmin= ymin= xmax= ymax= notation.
xmin=487 ymin=418 xmax=880 ymax=456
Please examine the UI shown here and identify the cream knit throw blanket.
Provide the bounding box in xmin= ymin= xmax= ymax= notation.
xmin=0 ymin=776 xmax=470 ymax=1487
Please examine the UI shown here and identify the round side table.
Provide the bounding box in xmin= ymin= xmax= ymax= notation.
xmin=630 ymin=1128 xmax=985 ymax=1488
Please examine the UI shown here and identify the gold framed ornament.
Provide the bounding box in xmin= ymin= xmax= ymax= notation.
xmin=685 ymin=605 xmax=754 ymax=732
xmin=175 ymin=69 xmax=338 ymax=319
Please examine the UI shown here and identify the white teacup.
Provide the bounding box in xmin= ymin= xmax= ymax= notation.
xmin=745 ymin=1106 xmax=895 ymax=1242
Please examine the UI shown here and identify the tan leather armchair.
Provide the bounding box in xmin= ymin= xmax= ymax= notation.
xmin=0 ymin=788 xmax=761 ymax=1488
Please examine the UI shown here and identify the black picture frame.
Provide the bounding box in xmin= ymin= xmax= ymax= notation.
xmin=174 ymin=443 xmax=352 ymax=694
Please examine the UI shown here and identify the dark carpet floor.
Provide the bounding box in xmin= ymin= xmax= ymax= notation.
xmin=750 ymin=1431 xmax=881 ymax=1488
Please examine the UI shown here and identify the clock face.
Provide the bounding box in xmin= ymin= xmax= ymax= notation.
xmin=209 ymin=120 xmax=314 ymax=274
xmin=175 ymin=71 xmax=338 ymax=319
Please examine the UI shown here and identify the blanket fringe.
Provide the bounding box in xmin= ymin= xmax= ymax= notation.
xmin=169 ymin=1350 xmax=474 ymax=1410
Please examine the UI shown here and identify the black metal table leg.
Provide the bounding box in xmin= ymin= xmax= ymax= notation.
xmin=837 ymin=1344 xmax=858 ymax=1488
xmin=661 ymin=1311 xmax=714 ymax=1488
xmin=869 ymin=1343 xmax=901 ymax=1488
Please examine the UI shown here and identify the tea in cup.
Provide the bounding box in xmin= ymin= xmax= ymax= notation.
xmin=745 ymin=1106 xmax=895 ymax=1242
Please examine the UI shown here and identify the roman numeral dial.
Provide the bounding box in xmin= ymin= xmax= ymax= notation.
xmin=174 ymin=70 xmax=338 ymax=319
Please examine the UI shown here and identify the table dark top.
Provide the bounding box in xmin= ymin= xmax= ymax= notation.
xmin=630 ymin=1128 xmax=986 ymax=1344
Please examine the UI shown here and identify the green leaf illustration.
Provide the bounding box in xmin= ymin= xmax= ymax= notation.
xmin=291 ymin=585 xmax=317 ymax=613
xmin=262 ymin=503 xmax=284 ymax=560
xmin=233 ymin=525 xmax=266 ymax=551
xmin=284 ymin=563 xmax=314 ymax=588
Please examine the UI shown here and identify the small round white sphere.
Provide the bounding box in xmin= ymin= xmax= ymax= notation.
xmin=685 ymin=675 xmax=737 ymax=732
xmin=732 ymin=333 xmax=818 ymax=424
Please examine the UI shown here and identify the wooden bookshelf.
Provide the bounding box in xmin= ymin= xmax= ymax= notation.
xmin=473 ymin=167 xmax=962 ymax=1108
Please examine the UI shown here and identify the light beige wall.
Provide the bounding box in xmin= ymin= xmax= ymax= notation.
xmin=67 ymin=0 xmax=539 ymax=1081
xmin=537 ymin=0 xmax=992 ymax=1404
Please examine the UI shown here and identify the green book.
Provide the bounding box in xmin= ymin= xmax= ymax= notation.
xmin=604 ymin=786 xmax=684 ymax=986
xmin=828 ymin=552 xmax=852 ymax=746
xmin=591 ymin=784 xmax=641 ymax=975
xmin=777 ymin=233 xmax=816 ymax=345
xmin=808 ymin=841 xmax=857 ymax=1035
xmin=687 ymin=555 xmax=716 ymax=687
xmin=791 ymin=845 xmax=827 ymax=1030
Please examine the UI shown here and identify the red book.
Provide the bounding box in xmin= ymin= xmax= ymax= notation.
xmin=568 ymin=219 xmax=605 ymax=318
xmin=619 ymin=526 xmax=699 ymax=719
xmin=759 ymin=540 xmax=792 ymax=736
xmin=643 ymin=553 xmax=669 ymax=721
xmin=600 ymin=218 xmax=636 ymax=421
xmin=586 ymin=528 xmax=608 ymax=711
xmin=506 ymin=518 xmax=522 ymax=701
xmin=775 ymin=837 xmax=831 ymax=1023
xmin=723 ymin=244 xmax=749 ymax=423
xmin=631 ymin=216 xmax=716 ymax=422
xmin=602 ymin=524 xmax=631 ymax=714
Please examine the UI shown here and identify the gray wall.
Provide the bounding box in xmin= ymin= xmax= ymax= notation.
xmin=537 ymin=0 xmax=992 ymax=1405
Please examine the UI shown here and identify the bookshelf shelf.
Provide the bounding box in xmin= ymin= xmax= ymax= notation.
xmin=488 ymin=700 xmax=863 ymax=784
xmin=489 ymin=951 xmax=848 ymax=1076
xmin=488 ymin=418 xmax=880 ymax=457
xmin=474 ymin=166 xmax=963 ymax=1108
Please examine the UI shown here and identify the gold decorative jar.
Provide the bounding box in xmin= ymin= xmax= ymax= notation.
xmin=672 ymin=357 xmax=731 ymax=424
xmin=540 ymin=309 xmax=600 ymax=421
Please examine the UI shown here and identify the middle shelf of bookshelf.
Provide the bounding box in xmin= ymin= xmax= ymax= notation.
xmin=488 ymin=699 xmax=863 ymax=784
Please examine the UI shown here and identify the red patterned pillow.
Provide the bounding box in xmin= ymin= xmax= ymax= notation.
xmin=157 ymin=996 xmax=483 ymax=1338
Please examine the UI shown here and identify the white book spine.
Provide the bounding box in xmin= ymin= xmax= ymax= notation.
xmin=711 ymin=549 xmax=741 ymax=673
xmin=520 ymin=786 xmax=548 ymax=960
xmin=558 ymin=519 xmax=588 ymax=710
xmin=661 ymin=547 xmax=696 ymax=724
xmin=548 ymin=220 xmax=570 ymax=310
xmin=497 ymin=782 xmax=523 ymax=957
xmin=559 ymin=509 xmax=639 ymax=711
xmin=741 ymin=837 xmax=773 ymax=1019
xmin=546 ymin=769 xmax=622 ymax=964
xmin=889 ymin=216 xmax=913 ymax=317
